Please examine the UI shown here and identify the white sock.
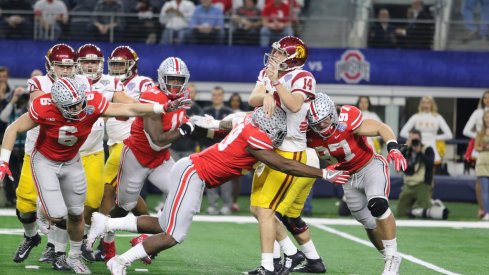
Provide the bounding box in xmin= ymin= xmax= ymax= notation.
xmin=48 ymin=230 xmax=55 ymax=245
xmin=119 ymin=242 xmax=148 ymax=264
xmin=69 ymin=240 xmax=82 ymax=257
xmin=279 ymin=237 xmax=298 ymax=256
xmin=273 ymin=241 xmax=281 ymax=259
xmin=261 ymin=253 xmax=274 ymax=271
xmin=107 ymin=215 xmax=138 ymax=232
xmin=382 ymin=238 xmax=397 ymax=257
xmin=54 ymin=226 xmax=68 ymax=253
xmin=104 ymin=231 xmax=116 ymax=243
xmin=300 ymin=240 xmax=320 ymax=259
xmin=84 ymin=224 xmax=90 ymax=236
xmin=23 ymin=222 xmax=37 ymax=237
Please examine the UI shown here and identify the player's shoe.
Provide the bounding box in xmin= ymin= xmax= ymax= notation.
xmin=87 ymin=212 xmax=108 ymax=248
xmin=67 ymin=253 xmax=92 ymax=274
xmin=292 ymin=257 xmax=326 ymax=273
xmin=129 ymin=234 xmax=152 ymax=264
xmin=13 ymin=233 xmax=41 ymax=263
xmin=274 ymin=257 xmax=282 ymax=272
xmin=81 ymin=240 xmax=96 ymax=262
xmin=52 ymin=252 xmax=71 ymax=271
xmin=107 ymin=256 xmax=129 ymax=275
xmin=38 ymin=242 xmax=56 ymax=263
xmin=102 ymin=240 xmax=116 ymax=262
xmin=242 ymin=266 xmax=276 ymax=275
xmin=278 ymin=250 xmax=306 ymax=275
xmin=382 ymin=254 xmax=402 ymax=275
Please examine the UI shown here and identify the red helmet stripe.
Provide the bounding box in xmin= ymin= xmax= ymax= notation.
xmin=173 ymin=57 xmax=180 ymax=73
xmin=60 ymin=78 xmax=79 ymax=100
xmin=310 ymin=101 xmax=319 ymax=121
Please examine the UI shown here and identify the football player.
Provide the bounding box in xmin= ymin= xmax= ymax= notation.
xmin=306 ymin=93 xmax=407 ymax=275
xmin=86 ymin=107 xmax=350 ymax=275
xmin=247 ymin=36 xmax=324 ymax=274
xmin=12 ymin=44 xmax=90 ymax=266
xmin=0 ymin=77 xmax=191 ymax=274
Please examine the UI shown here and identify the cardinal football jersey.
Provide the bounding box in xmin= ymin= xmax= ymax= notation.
xmin=257 ymin=68 xmax=316 ymax=152
xmin=106 ymin=75 xmax=153 ymax=146
xmin=24 ymin=75 xmax=91 ymax=155
xmin=190 ymin=115 xmax=274 ymax=187
xmin=28 ymin=91 xmax=109 ymax=162
xmin=307 ymin=105 xmax=374 ymax=173
xmin=124 ymin=87 xmax=187 ymax=169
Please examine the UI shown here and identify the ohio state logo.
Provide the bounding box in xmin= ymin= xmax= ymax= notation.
xmin=335 ymin=50 xmax=370 ymax=84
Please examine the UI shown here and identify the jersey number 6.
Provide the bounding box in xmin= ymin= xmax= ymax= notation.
xmin=58 ymin=126 xmax=78 ymax=146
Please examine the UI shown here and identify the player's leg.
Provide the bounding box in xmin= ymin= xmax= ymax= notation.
xmin=81 ymin=151 xmax=105 ymax=229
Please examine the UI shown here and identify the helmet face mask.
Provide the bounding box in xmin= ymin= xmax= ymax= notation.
xmin=76 ymin=44 xmax=104 ymax=81
xmin=108 ymin=46 xmax=138 ymax=82
xmin=263 ymin=36 xmax=308 ymax=72
xmin=45 ymin=44 xmax=76 ymax=80
xmin=251 ymin=107 xmax=287 ymax=147
xmin=157 ymin=57 xmax=190 ymax=99
xmin=51 ymin=77 xmax=88 ymax=121
xmin=308 ymin=93 xmax=338 ymax=138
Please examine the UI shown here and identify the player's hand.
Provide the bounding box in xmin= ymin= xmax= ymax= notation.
xmin=0 ymin=161 xmax=14 ymax=181
xmin=164 ymin=97 xmax=191 ymax=113
xmin=322 ymin=164 xmax=350 ymax=185
xmin=190 ymin=114 xmax=220 ymax=129
xmin=386 ymin=141 xmax=407 ymax=172
xmin=263 ymin=93 xmax=275 ymax=118
xmin=179 ymin=121 xmax=195 ymax=136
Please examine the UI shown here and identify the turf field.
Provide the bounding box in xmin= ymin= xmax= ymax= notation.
xmin=0 ymin=196 xmax=487 ymax=275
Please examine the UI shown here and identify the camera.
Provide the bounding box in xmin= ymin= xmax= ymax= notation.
xmin=411 ymin=138 xmax=420 ymax=147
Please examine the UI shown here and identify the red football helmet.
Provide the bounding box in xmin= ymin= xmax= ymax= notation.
xmin=45 ymin=44 xmax=76 ymax=80
xmin=264 ymin=36 xmax=308 ymax=71
xmin=76 ymin=44 xmax=104 ymax=81
xmin=108 ymin=46 xmax=139 ymax=82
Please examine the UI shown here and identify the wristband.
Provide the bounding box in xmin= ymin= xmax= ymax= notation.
xmin=386 ymin=140 xmax=399 ymax=151
xmin=271 ymin=80 xmax=280 ymax=86
xmin=0 ymin=148 xmax=12 ymax=162
xmin=153 ymin=104 xmax=164 ymax=114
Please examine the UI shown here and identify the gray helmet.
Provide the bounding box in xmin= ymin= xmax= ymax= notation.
xmin=307 ymin=93 xmax=338 ymax=138
xmin=51 ymin=77 xmax=87 ymax=120
xmin=157 ymin=57 xmax=190 ymax=99
xmin=251 ymin=107 xmax=287 ymax=147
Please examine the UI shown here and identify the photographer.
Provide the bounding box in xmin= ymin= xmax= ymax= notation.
xmin=397 ymin=129 xmax=448 ymax=219
xmin=0 ymin=86 xmax=29 ymax=206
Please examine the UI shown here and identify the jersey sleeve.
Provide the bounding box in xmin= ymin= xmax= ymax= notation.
xmin=27 ymin=77 xmax=42 ymax=93
xmin=246 ymin=126 xmax=274 ymax=150
xmin=114 ymin=78 xmax=124 ymax=92
xmin=90 ymin=91 xmax=110 ymax=114
xmin=256 ymin=69 xmax=267 ymax=85
xmin=139 ymin=77 xmax=154 ymax=92
xmin=339 ymin=105 xmax=363 ymax=132
xmin=139 ymin=88 xmax=167 ymax=104
xmin=28 ymin=97 xmax=55 ymax=124
xmin=290 ymin=71 xmax=316 ymax=99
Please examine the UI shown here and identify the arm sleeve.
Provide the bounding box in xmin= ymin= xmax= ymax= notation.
xmin=247 ymin=130 xmax=274 ymax=150
xmin=290 ymin=71 xmax=316 ymax=99
xmin=399 ymin=114 xmax=416 ymax=139
xmin=463 ymin=110 xmax=479 ymax=138
xmin=436 ymin=114 xmax=453 ymax=140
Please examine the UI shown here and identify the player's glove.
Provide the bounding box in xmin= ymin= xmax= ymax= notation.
xmin=322 ymin=164 xmax=350 ymax=185
xmin=0 ymin=161 xmax=14 ymax=181
xmin=163 ymin=97 xmax=192 ymax=113
xmin=190 ymin=114 xmax=220 ymax=129
xmin=179 ymin=121 xmax=195 ymax=136
xmin=386 ymin=140 xmax=408 ymax=172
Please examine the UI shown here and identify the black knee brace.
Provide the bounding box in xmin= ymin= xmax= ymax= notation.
xmin=55 ymin=219 xmax=67 ymax=230
xmin=367 ymin=197 xmax=390 ymax=218
xmin=16 ymin=209 xmax=37 ymax=224
xmin=276 ymin=213 xmax=309 ymax=235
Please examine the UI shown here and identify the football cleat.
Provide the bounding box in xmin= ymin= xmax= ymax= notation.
xmin=13 ymin=233 xmax=41 ymax=263
xmin=243 ymin=266 xmax=276 ymax=275
xmin=130 ymin=234 xmax=152 ymax=264
xmin=38 ymin=242 xmax=56 ymax=263
xmin=67 ymin=253 xmax=92 ymax=274
xmin=102 ymin=240 xmax=116 ymax=262
xmin=382 ymin=254 xmax=402 ymax=275
xmin=274 ymin=257 xmax=282 ymax=272
xmin=292 ymin=257 xmax=326 ymax=273
xmin=107 ymin=256 xmax=129 ymax=275
xmin=81 ymin=240 xmax=96 ymax=262
xmin=87 ymin=212 xmax=109 ymax=249
xmin=52 ymin=252 xmax=71 ymax=271
xmin=278 ymin=250 xmax=306 ymax=275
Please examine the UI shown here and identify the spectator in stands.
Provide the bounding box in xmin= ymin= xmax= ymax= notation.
xmin=126 ymin=0 xmax=160 ymax=43
xmin=0 ymin=0 xmax=34 ymax=39
xmin=231 ymin=0 xmax=262 ymax=45
xmin=400 ymin=96 xmax=452 ymax=172
xmin=90 ymin=0 xmax=125 ymax=41
xmin=33 ymin=0 xmax=69 ymax=40
xmin=0 ymin=66 xmax=12 ymax=141
xmin=69 ymin=0 xmax=98 ymax=40
xmin=474 ymin=110 xmax=489 ymax=221
xmin=188 ymin=0 xmax=225 ymax=44
xmin=260 ymin=0 xmax=294 ymax=47
xmin=202 ymin=86 xmax=233 ymax=215
xmin=463 ymin=90 xmax=489 ymax=218
xmin=0 ymin=86 xmax=29 ymax=207
xmin=159 ymin=0 xmax=196 ymax=44
xmin=357 ymin=96 xmax=383 ymax=153
xmin=212 ymin=0 xmax=233 ymax=15
xmin=397 ymin=129 xmax=449 ymax=220
xmin=395 ymin=0 xmax=434 ymax=49
xmin=368 ymin=8 xmax=398 ymax=48
xmin=461 ymin=0 xmax=489 ymax=42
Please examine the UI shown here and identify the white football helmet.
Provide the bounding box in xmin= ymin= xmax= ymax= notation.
xmin=307 ymin=93 xmax=338 ymax=138
xmin=157 ymin=57 xmax=190 ymax=99
xmin=251 ymin=107 xmax=287 ymax=147
xmin=51 ymin=77 xmax=87 ymax=120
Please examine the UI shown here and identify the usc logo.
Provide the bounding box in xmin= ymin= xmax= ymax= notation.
xmin=295 ymin=45 xmax=306 ymax=59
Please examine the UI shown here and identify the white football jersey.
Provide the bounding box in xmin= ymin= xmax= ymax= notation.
xmin=106 ymin=75 xmax=154 ymax=146
xmin=79 ymin=74 xmax=123 ymax=156
xmin=25 ymin=75 xmax=91 ymax=155
xmin=257 ymin=68 xmax=316 ymax=152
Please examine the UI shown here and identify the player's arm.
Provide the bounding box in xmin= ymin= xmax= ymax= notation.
xmin=143 ymin=115 xmax=182 ymax=147
xmin=102 ymin=96 xmax=190 ymax=117
xmin=112 ymin=91 xmax=138 ymax=104
xmin=1 ymin=113 xmax=38 ymax=152
xmin=248 ymin=83 xmax=269 ymax=107
xmin=353 ymin=118 xmax=397 ymax=142
xmin=246 ymin=147 xmax=323 ymax=178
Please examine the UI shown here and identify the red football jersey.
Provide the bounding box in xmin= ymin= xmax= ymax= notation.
xmin=124 ymin=87 xmax=187 ymax=168
xmin=307 ymin=105 xmax=373 ymax=173
xmin=190 ymin=115 xmax=274 ymax=187
xmin=28 ymin=91 xmax=109 ymax=162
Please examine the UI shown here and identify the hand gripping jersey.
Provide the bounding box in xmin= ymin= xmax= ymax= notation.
xmin=79 ymin=74 xmax=123 ymax=156
xmin=25 ymin=74 xmax=91 ymax=155
xmin=257 ymin=68 xmax=316 ymax=152
xmin=307 ymin=105 xmax=374 ymax=173
xmin=28 ymin=91 xmax=109 ymax=162
xmin=190 ymin=115 xmax=274 ymax=187
xmin=124 ymin=87 xmax=187 ymax=168
xmin=106 ymin=75 xmax=153 ymax=146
